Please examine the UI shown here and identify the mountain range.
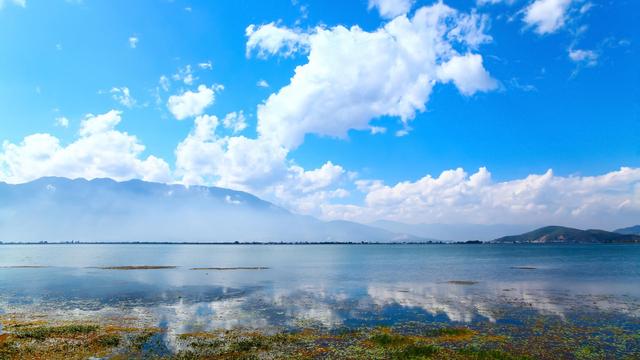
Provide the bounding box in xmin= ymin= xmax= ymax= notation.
xmin=2 ymin=177 xmax=639 ymax=244
xmin=0 ymin=177 xmax=419 ymax=243
xmin=614 ymin=225 xmax=640 ymax=235
xmin=492 ymin=226 xmax=640 ymax=244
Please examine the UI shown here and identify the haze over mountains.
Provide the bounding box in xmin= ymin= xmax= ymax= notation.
xmin=1 ymin=177 xmax=638 ymax=244
xmin=371 ymin=220 xmax=536 ymax=242
xmin=0 ymin=177 xmax=417 ymax=243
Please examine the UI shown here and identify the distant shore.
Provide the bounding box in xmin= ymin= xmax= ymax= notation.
xmin=2 ymin=240 xmax=638 ymax=245
xmin=0 ymin=240 xmax=482 ymax=245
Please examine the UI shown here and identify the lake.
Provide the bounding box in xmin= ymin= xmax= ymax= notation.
xmin=1 ymin=244 xmax=640 ymax=358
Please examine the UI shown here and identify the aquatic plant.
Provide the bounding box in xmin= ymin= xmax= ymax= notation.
xmin=0 ymin=315 xmax=638 ymax=359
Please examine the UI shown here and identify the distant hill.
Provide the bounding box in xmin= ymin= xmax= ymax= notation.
xmin=370 ymin=220 xmax=534 ymax=242
xmin=493 ymin=226 xmax=640 ymax=244
xmin=615 ymin=225 xmax=640 ymax=235
xmin=0 ymin=177 xmax=420 ymax=243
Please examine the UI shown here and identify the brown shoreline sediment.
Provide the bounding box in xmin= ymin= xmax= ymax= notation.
xmin=446 ymin=280 xmax=479 ymax=285
xmin=0 ymin=266 xmax=50 ymax=268
xmin=91 ymin=266 xmax=177 ymax=270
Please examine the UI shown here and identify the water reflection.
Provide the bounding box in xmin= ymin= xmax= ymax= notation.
xmin=2 ymin=244 xmax=640 ymax=337
xmin=4 ymin=276 xmax=638 ymax=337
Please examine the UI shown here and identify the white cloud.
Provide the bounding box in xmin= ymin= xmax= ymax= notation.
xmin=173 ymin=65 xmax=196 ymax=85
xmin=268 ymin=162 xmax=349 ymax=215
xmin=128 ymin=36 xmax=139 ymax=48
xmin=167 ymin=84 xmax=222 ymax=120
xmin=245 ymin=22 xmax=309 ymax=58
xmin=173 ymin=3 xmax=495 ymax=209
xmin=256 ymin=79 xmax=270 ymax=88
xmin=579 ymin=2 xmax=593 ymax=14
xmin=216 ymin=136 xmax=289 ymax=190
xmin=568 ymin=48 xmax=598 ymax=66
xmin=159 ymin=75 xmax=170 ymax=92
xmin=289 ymin=162 xmax=346 ymax=194
xmin=370 ymin=126 xmax=387 ymax=135
xmin=79 ymin=110 xmax=122 ymax=136
xmin=322 ymin=167 xmax=640 ymax=230
xmin=524 ymin=0 xmax=573 ymax=35
xmin=198 ymin=61 xmax=213 ymax=70
xmin=476 ymin=0 xmax=514 ymax=5
xmin=437 ymin=53 xmax=498 ymax=95
xmin=174 ymin=116 xmax=345 ymax=216
xmin=175 ymin=116 xmax=288 ymax=189
xmin=55 ymin=116 xmax=69 ymax=128
xmin=0 ymin=0 xmax=25 ymax=9
xmin=0 ymin=110 xmax=171 ymax=184
xmin=368 ymin=0 xmax=414 ymax=19
xmin=174 ymin=114 xmax=224 ymax=185
xmin=110 ymin=87 xmax=136 ymax=108
xmin=255 ymin=3 xmax=495 ymax=149
xmin=222 ymin=111 xmax=248 ymax=133
xmin=448 ymin=12 xmax=492 ymax=49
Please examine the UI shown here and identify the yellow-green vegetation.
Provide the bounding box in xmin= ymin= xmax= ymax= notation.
xmin=0 ymin=317 xmax=637 ymax=359
xmin=0 ymin=319 xmax=164 ymax=360
xmin=0 ymin=320 xmax=533 ymax=360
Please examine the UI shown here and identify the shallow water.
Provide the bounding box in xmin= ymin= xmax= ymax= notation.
xmin=1 ymin=244 xmax=639 ymax=333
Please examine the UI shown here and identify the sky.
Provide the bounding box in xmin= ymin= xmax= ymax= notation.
xmin=0 ymin=0 xmax=638 ymax=229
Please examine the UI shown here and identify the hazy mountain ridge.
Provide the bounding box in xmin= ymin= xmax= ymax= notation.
xmin=615 ymin=225 xmax=640 ymax=235
xmin=492 ymin=226 xmax=640 ymax=244
xmin=370 ymin=220 xmax=534 ymax=242
xmin=0 ymin=177 xmax=419 ymax=243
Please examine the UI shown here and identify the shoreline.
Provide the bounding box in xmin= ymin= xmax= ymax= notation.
xmin=2 ymin=310 xmax=638 ymax=359
xmin=1 ymin=241 xmax=638 ymax=245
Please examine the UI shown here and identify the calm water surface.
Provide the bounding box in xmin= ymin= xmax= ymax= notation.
xmin=1 ymin=244 xmax=639 ymax=333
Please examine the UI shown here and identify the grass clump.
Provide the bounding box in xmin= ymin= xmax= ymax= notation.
xmin=15 ymin=324 xmax=99 ymax=340
xmin=425 ymin=327 xmax=475 ymax=338
xmin=458 ymin=347 xmax=532 ymax=360
xmin=230 ymin=336 xmax=270 ymax=352
xmin=574 ymin=345 xmax=606 ymax=360
xmin=130 ymin=331 xmax=160 ymax=350
xmin=392 ymin=344 xmax=440 ymax=359
xmin=95 ymin=334 xmax=121 ymax=347
xmin=370 ymin=332 xmax=412 ymax=347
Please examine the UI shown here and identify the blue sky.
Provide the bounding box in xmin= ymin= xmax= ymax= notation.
xmin=0 ymin=0 xmax=638 ymax=228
